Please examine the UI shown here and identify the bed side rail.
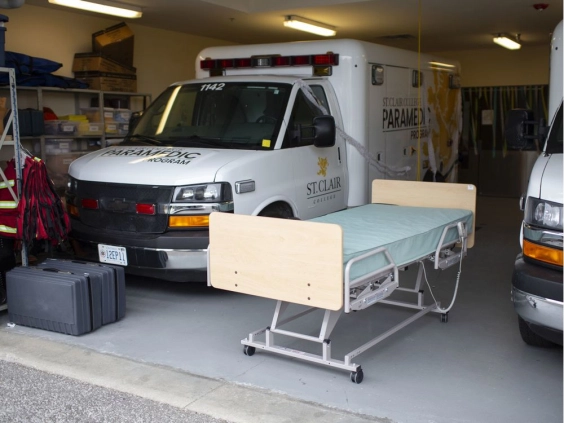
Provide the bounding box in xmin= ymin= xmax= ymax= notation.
xmin=344 ymin=247 xmax=399 ymax=313
xmin=433 ymin=221 xmax=468 ymax=270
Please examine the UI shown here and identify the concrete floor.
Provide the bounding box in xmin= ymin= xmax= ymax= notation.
xmin=0 ymin=196 xmax=562 ymax=423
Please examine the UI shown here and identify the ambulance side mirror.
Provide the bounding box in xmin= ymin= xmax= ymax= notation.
xmin=313 ymin=115 xmax=335 ymax=148
xmin=505 ymin=109 xmax=544 ymax=150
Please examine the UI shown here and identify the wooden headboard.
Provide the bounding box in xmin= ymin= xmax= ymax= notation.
xmin=371 ymin=180 xmax=476 ymax=248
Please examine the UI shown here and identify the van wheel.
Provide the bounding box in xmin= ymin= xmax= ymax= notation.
xmin=518 ymin=316 xmax=555 ymax=347
xmin=259 ymin=203 xmax=294 ymax=219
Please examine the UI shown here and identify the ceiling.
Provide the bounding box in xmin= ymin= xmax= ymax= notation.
xmin=23 ymin=0 xmax=563 ymax=52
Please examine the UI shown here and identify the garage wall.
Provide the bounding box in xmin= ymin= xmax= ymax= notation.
xmin=432 ymin=46 xmax=550 ymax=87
xmin=3 ymin=4 xmax=235 ymax=98
xmin=2 ymin=5 xmax=550 ymax=97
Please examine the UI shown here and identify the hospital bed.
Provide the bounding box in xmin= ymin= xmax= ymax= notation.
xmin=208 ymin=180 xmax=476 ymax=383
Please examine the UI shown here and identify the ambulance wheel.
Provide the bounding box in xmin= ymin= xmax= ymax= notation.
xmin=259 ymin=202 xmax=293 ymax=219
xmin=243 ymin=345 xmax=256 ymax=356
xmin=350 ymin=368 xmax=363 ymax=384
xmin=441 ymin=313 xmax=449 ymax=323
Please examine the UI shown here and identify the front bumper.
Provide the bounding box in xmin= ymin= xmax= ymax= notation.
xmin=511 ymin=255 xmax=563 ymax=332
xmin=68 ymin=220 xmax=209 ymax=282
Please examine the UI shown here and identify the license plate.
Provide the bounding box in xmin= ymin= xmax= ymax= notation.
xmin=98 ymin=244 xmax=127 ymax=266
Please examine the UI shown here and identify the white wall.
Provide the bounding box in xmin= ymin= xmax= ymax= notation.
xmin=433 ymin=45 xmax=549 ymax=87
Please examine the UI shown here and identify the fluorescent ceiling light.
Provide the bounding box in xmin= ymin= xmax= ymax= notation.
xmin=284 ymin=15 xmax=336 ymax=37
xmin=429 ymin=61 xmax=455 ymax=68
xmin=493 ymin=34 xmax=521 ymax=50
xmin=48 ymin=0 xmax=143 ymax=19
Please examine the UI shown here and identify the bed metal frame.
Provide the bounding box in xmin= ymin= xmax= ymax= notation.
xmin=239 ymin=220 xmax=467 ymax=384
xmin=209 ymin=180 xmax=476 ymax=383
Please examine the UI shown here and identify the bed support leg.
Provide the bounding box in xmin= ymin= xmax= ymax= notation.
xmin=320 ymin=309 xmax=342 ymax=341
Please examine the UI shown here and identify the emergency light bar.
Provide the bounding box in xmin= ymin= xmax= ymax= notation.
xmin=200 ymin=53 xmax=339 ymax=71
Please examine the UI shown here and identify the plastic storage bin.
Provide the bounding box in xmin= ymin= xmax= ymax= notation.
xmin=77 ymin=121 xmax=104 ymax=136
xmin=80 ymin=107 xmax=114 ymax=123
xmin=45 ymin=139 xmax=72 ymax=155
xmin=44 ymin=120 xmax=79 ymax=136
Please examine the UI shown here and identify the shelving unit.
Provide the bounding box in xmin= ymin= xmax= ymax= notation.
xmin=4 ymin=86 xmax=151 ymax=156
xmin=0 ymin=83 xmax=151 ymax=311
xmin=0 ymin=86 xmax=151 ymax=193
xmin=0 ymin=67 xmax=24 ymax=312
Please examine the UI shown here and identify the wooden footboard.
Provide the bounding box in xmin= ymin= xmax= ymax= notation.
xmin=209 ymin=213 xmax=344 ymax=310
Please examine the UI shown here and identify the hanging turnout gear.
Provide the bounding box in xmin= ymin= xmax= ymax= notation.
xmin=0 ymin=159 xmax=19 ymax=237
xmin=0 ymin=160 xmax=19 ymax=305
xmin=16 ymin=156 xmax=71 ymax=248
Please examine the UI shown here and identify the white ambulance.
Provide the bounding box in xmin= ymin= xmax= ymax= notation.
xmin=507 ymin=21 xmax=563 ymax=346
xmin=66 ymin=39 xmax=461 ymax=282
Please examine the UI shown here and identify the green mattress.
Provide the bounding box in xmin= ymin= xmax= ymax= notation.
xmin=310 ymin=204 xmax=474 ymax=280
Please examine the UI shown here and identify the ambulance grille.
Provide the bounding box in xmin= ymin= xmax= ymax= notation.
xmin=76 ymin=181 xmax=173 ymax=233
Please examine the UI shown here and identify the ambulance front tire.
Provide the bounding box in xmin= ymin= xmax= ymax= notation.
xmin=259 ymin=203 xmax=294 ymax=219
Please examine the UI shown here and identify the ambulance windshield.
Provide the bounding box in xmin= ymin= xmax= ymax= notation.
xmin=126 ymin=82 xmax=291 ymax=150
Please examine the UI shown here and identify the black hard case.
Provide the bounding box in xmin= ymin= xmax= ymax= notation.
xmin=38 ymin=258 xmax=126 ymax=323
xmin=6 ymin=266 xmax=102 ymax=335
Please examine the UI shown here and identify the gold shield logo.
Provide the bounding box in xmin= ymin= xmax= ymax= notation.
xmin=317 ymin=157 xmax=328 ymax=177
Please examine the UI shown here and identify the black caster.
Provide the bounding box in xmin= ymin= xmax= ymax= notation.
xmin=350 ymin=368 xmax=364 ymax=384
xmin=441 ymin=313 xmax=449 ymax=323
xmin=243 ymin=345 xmax=256 ymax=356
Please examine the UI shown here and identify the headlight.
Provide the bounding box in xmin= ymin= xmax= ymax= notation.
xmin=173 ymin=183 xmax=232 ymax=203
xmin=525 ymin=197 xmax=563 ymax=230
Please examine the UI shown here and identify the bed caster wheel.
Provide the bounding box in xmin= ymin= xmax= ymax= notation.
xmin=440 ymin=313 xmax=449 ymax=323
xmin=243 ymin=345 xmax=256 ymax=356
xmin=350 ymin=368 xmax=364 ymax=384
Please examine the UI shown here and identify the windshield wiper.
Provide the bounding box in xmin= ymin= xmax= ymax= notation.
xmin=125 ymin=134 xmax=164 ymax=145
xmin=171 ymin=135 xmax=226 ymax=148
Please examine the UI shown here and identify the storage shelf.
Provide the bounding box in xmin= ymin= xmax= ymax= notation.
xmin=0 ymin=67 xmax=27 ymax=267
xmin=0 ymin=85 xmax=151 ymax=156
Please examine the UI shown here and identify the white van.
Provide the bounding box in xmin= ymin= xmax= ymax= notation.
xmin=506 ymin=21 xmax=563 ymax=346
xmin=66 ymin=39 xmax=461 ymax=281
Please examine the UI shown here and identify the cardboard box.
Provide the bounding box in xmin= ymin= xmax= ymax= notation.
xmin=92 ymin=22 xmax=134 ymax=67
xmin=75 ymin=72 xmax=137 ymax=93
xmin=72 ymin=52 xmax=136 ymax=75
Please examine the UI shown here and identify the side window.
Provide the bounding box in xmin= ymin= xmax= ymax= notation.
xmin=310 ymin=85 xmax=329 ymax=114
xmin=283 ymin=85 xmax=329 ymax=148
